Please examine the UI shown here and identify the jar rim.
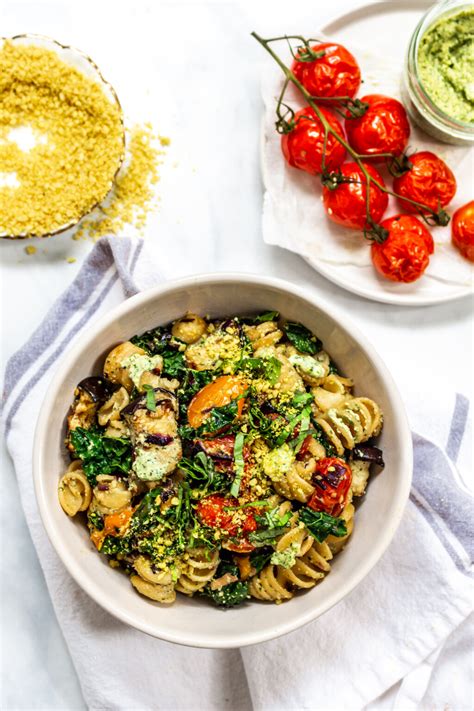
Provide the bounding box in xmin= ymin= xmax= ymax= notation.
xmin=409 ymin=0 xmax=474 ymax=132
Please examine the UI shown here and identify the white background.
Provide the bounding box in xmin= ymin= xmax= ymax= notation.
xmin=0 ymin=0 xmax=472 ymax=708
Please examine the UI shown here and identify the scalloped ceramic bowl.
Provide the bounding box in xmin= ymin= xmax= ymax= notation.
xmin=33 ymin=274 xmax=412 ymax=648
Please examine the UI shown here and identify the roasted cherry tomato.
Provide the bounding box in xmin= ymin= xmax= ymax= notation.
xmin=281 ymin=106 xmax=346 ymax=175
xmin=371 ymin=214 xmax=434 ymax=283
xmin=196 ymin=494 xmax=257 ymax=552
xmin=292 ymin=42 xmax=361 ymax=99
xmin=195 ymin=435 xmax=236 ymax=471
xmin=323 ymin=161 xmax=388 ymax=229
xmin=393 ymin=151 xmax=456 ymax=214
xmin=451 ymin=200 xmax=474 ymax=262
xmin=345 ymin=94 xmax=410 ymax=160
xmin=188 ymin=375 xmax=246 ymax=429
xmin=308 ymin=458 xmax=352 ymax=517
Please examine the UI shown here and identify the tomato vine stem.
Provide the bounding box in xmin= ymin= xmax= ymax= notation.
xmin=251 ymin=32 xmax=450 ymax=239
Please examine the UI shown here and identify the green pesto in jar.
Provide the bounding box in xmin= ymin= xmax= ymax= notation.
xmin=417 ymin=8 xmax=474 ymax=124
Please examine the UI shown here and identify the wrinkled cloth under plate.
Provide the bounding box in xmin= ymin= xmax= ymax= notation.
xmin=2 ymin=238 xmax=473 ymax=711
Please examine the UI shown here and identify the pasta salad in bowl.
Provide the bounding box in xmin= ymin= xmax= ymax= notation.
xmin=34 ymin=275 xmax=411 ymax=646
xmin=59 ymin=312 xmax=384 ymax=607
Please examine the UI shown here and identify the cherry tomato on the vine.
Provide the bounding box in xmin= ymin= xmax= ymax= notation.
xmin=281 ymin=106 xmax=346 ymax=175
xmin=371 ymin=214 xmax=434 ymax=283
xmin=345 ymin=94 xmax=410 ymax=160
xmin=393 ymin=151 xmax=456 ymax=214
xmin=188 ymin=375 xmax=246 ymax=429
xmin=451 ymin=200 xmax=474 ymax=262
xmin=196 ymin=494 xmax=257 ymax=553
xmin=292 ymin=42 xmax=361 ymax=100
xmin=322 ymin=161 xmax=388 ymax=230
xmin=308 ymin=457 xmax=352 ymax=517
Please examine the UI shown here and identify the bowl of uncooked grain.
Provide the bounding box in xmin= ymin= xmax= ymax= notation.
xmin=0 ymin=35 xmax=125 ymax=239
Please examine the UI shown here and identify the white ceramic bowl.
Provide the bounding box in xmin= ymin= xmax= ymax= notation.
xmin=33 ymin=274 xmax=412 ymax=648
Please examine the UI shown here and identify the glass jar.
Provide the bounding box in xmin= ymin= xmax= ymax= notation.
xmin=402 ymin=0 xmax=474 ymax=145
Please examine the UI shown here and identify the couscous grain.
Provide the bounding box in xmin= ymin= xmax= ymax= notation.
xmin=0 ymin=40 xmax=124 ymax=237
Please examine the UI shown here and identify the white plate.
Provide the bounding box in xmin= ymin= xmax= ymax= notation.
xmin=261 ymin=0 xmax=474 ymax=306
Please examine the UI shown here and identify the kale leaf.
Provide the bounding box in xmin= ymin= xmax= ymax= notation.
xmin=283 ymin=322 xmax=322 ymax=355
xmin=69 ymin=427 xmax=132 ymax=485
xmin=101 ymin=535 xmax=130 ymax=556
xmin=249 ymin=547 xmax=273 ymax=573
xmin=328 ymin=359 xmax=340 ymax=375
xmin=87 ymin=510 xmax=104 ymax=531
xmin=130 ymin=326 xmax=171 ymax=354
xmin=203 ymin=561 xmax=249 ymax=608
xmin=299 ymin=508 xmax=347 ymax=543
xmin=162 ymin=349 xmax=186 ymax=378
xmin=130 ymin=327 xmax=186 ymax=378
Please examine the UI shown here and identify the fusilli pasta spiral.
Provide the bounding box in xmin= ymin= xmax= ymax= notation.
xmin=273 ymin=460 xmax=316 ymax=503
xmin=175 ymin=547 xmax=220 ymax=595
xmin=312 ymin=373 xmax=353 ymax=413
xmin=273 ymin=437 xmax=326 ymax=503
xmin=248 ymin=540 xmax=333 ymax=602
xmin=326 ymin=502 xmax=355 ymax=555
xmin=316 ymin=397 xmax=383 ymax=455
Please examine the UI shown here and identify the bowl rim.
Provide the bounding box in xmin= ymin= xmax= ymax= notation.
xmin=33 ymin=272 xmax=413 ymax=648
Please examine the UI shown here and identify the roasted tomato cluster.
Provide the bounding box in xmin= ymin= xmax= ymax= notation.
xmin=308 ymin=458 xmax=352 ymax=517
xmin=279 ymin=39 xmax=462 ymax=283
xmin=196 ymin=494 xmax=258 ymax=553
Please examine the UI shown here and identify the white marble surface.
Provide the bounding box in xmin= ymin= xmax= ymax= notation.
xmin=0 ymin=0 xmax=472 ymax=709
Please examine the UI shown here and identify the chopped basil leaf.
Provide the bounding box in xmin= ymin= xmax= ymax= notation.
xmin=230 ymin=432 xmax=245 ymax=497
xmin=142 ymin=385 xmax=156 ymax=412
xmin=299 ymin=508 xmax=347 ymax=543
xmin=275 ymin=405 xmax=312 ymax=447
xmin=178 ymin=452 xmax=228 ymax=492
xmin=249 ymin=506 xmax=292 ymax=546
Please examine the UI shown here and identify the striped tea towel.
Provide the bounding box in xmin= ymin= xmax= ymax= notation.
xmin=2 ymin=237 xmax=473 ymax=711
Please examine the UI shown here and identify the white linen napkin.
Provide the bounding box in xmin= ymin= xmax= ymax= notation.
xmin=2 ymin=237 xmax=473 ymax=711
